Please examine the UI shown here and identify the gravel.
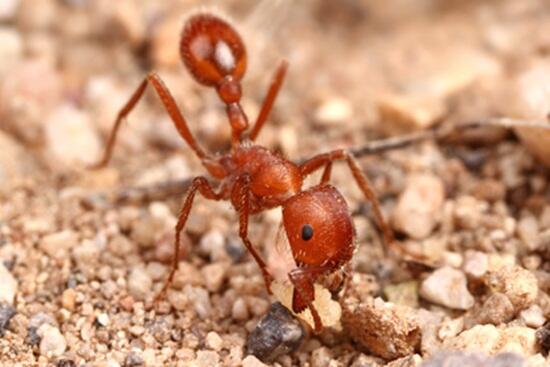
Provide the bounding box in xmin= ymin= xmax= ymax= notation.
xmin=420 ymin=266 xmax=474 ymax=310
xmin=246 ymin=302 xmax=305 ymax=363
xmin=0 ymin=304 xmax=16 ymax=337
xmin=0 ymin=263 xmax=17 ymax=305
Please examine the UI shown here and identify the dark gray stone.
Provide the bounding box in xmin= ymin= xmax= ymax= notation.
xmin=246 ymin=302 xmax=305 ymax=362
xmin=0 ymin=304 xmax=16 ymax=337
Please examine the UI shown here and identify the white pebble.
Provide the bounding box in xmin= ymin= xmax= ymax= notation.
xmin=519 ymin=305 xmax=545 ymax=328
xmin=420 ymin=266 xmax=474 ymax=310
xmin=392 ymin=174 xmax=445 ymax=239
xmin=38 ymin=324 xmax=67 ymax=357
xmin=184 ymin=285 xmax=211 ymax=319
xmin=463 ymin=251 xmax=488 ymax=278
xmin=315 ymin=97 xmax=353 ymax=125
xmin=242 ymin=355 xmax=269 ymax=367
xmin=96 ymin=313 xmax=110 ymax=327
xmin=0 ymin=0 xmax=19 ymax=21
xmin=40 ymin=230 xmax=78 ymax=260
xmin=194 ymin=350 xmax=219 ymax=367
xmin=44 ymin=103 xmax=101 ymax=167
xmin=205 ymin=331 xmax=223 ymax=351
xmin=127 ymin=267 xmax=152 ymax=300
xmin=517 ymin=216 xmax=540 ymax=251
xmin=232 ymin=297 xmax=249 ymax=321
xmin=201 ymin=263 xmax=227 ymax=292
xmin=0 ymin=263 xmax=17 ymax=305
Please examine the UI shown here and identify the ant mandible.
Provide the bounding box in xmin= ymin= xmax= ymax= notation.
xmin=94 ymin=11 xmax=397 ymax=332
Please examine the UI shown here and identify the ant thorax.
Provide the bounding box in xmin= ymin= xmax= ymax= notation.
xmin=228 ymin=145 xmax=303 ymax=209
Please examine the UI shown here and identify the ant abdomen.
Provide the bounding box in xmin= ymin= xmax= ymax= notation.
xmin=180 ymin=13 xmax=247 ymax=88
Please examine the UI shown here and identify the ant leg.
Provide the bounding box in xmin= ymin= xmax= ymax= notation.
xmin=233 ymin=174 xmax=274 ymax=293
xmin=155 ymin=176 xmax=221 ymax=302
xmin=93 ymin=72 xmax=207 ymax=168
xmin=320 ymin=162 xmax=332 ymax=185
xmin=249 ymin=61 xmax=289 ymax=141
xmin=302 ymin=150 xmax=428 ymax=261
xmin=300 ymin=150 xmax=398 ymax=254
xmin=288 ymin=266 xmax=328 ymax=333
xmin=300 ymin=149 xmax=393 ymax=247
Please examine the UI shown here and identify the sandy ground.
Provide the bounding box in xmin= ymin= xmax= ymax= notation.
xmin=0 ymin=0 xmax=549 ymax=366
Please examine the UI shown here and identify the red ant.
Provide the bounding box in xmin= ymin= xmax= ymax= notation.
xmin=94 ymin=11 xmax=400 ymax=332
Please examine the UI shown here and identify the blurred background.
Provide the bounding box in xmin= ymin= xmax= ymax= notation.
xmin=0 ymin=0 xmax=548 ymax=185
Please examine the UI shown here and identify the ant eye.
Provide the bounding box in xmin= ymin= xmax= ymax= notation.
xmin=301 ymin=224 xmax=314 ymax=241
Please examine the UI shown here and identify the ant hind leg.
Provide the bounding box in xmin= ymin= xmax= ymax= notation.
xmin=92 ymin=72 xmax=207 ymax=169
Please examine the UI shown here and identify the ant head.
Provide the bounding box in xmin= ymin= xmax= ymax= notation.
xmin=180 ymin=13 xmax=247 ymax=99
xmin=282 ymin=185 xmax=354 ymax=268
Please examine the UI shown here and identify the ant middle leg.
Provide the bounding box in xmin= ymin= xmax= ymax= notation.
xmin=233 ymin=174 xmax=274 ymax=293
xmin=93 ymin=72 xmax=207 ymax=168
xmin=155 ymin=176 xmax=221 ymax=302
xmin=249 ymin=60 xmax=289 ymax=141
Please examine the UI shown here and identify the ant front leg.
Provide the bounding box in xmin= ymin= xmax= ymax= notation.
xmin=301 ymin=150 xmax=428 ymax=262
xmin=288 ymin=266 xmax=329 ymax=333
xmin=92 ymin=72 xmax=207 ymax=168
xmin=249 ymin=61 xmax=288 ymax=141
xmin=233 ymin=174 xmax=274 ymax=293
xmin=155 ymin=176 xmax=221 ymax=302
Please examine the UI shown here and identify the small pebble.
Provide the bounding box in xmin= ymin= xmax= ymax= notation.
xmin=184 ymin=285 xmax=211 ymax=319
xmin=420 ymin=266 xmax=474 ymax=310
xmin=194 ymin=350 xmax=220 ymax=367
xmin=0 ymin=304 xmax=16 ymax=336
xmin=510 ymin=60 xmax=550 ymax=168
xmin=463 ymin=251 xmax=489 ymax=278
xmin=242 ymin=355 xmax=269 ymax=367
xmin=311 ymin=346 xmax=333 ymax=367
xmin=125 ymin=351 xmax=144 ymax=367
xmin=420 ymin=351 xmax=528 ymax=367
xmin=39 ymin=230 xmax=79 ymax=260
xmin=232 ymin=297 xmax=249 ymax=321
xmin=0 ymin=263 xmax=17 ymax=305
xmin=476 ymin=293 xmax=515 ymax=325
xmin=517 ymin=216 xmax=540 ymax=252
xmin=519 ymin=305 xmax=545 ymax=328
xmin=485 ymin=265 xmax=538 ymax=312
xmin=201 ymin=263 xmax=227 ymax=292
xmin=61 ymin=288 xmax=76 ymax=311
xmin=444 ymin=325 xmax=500 ymax=354
xmin=246 ymin=302 xmax=305 ymax=363
xmin=0 ymin=27 xmax=22 ymax=75
xmin=392 ymin=173 xmax=445 ymax=239
xmin=38 ymin=324 xmax=67 ymax=357
xmin=96 ymin=313 xmax=110 ymax=327
xmin=205 ymin=331 xmax=223 ymax=351
xmin=0 ymin=0 xmax=19 ymax=21
xmin=383 ymin=281 xmax=419 ymax=308
xmin=44 ymin=103 xmax=101 ymax=167
xmin=342 ymin=297 xmax=421 ymax=360
xmin=127 ymin=267 xmax=153 ymax=300
xmin=314 ymin=97 xmax=353 ymax=125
